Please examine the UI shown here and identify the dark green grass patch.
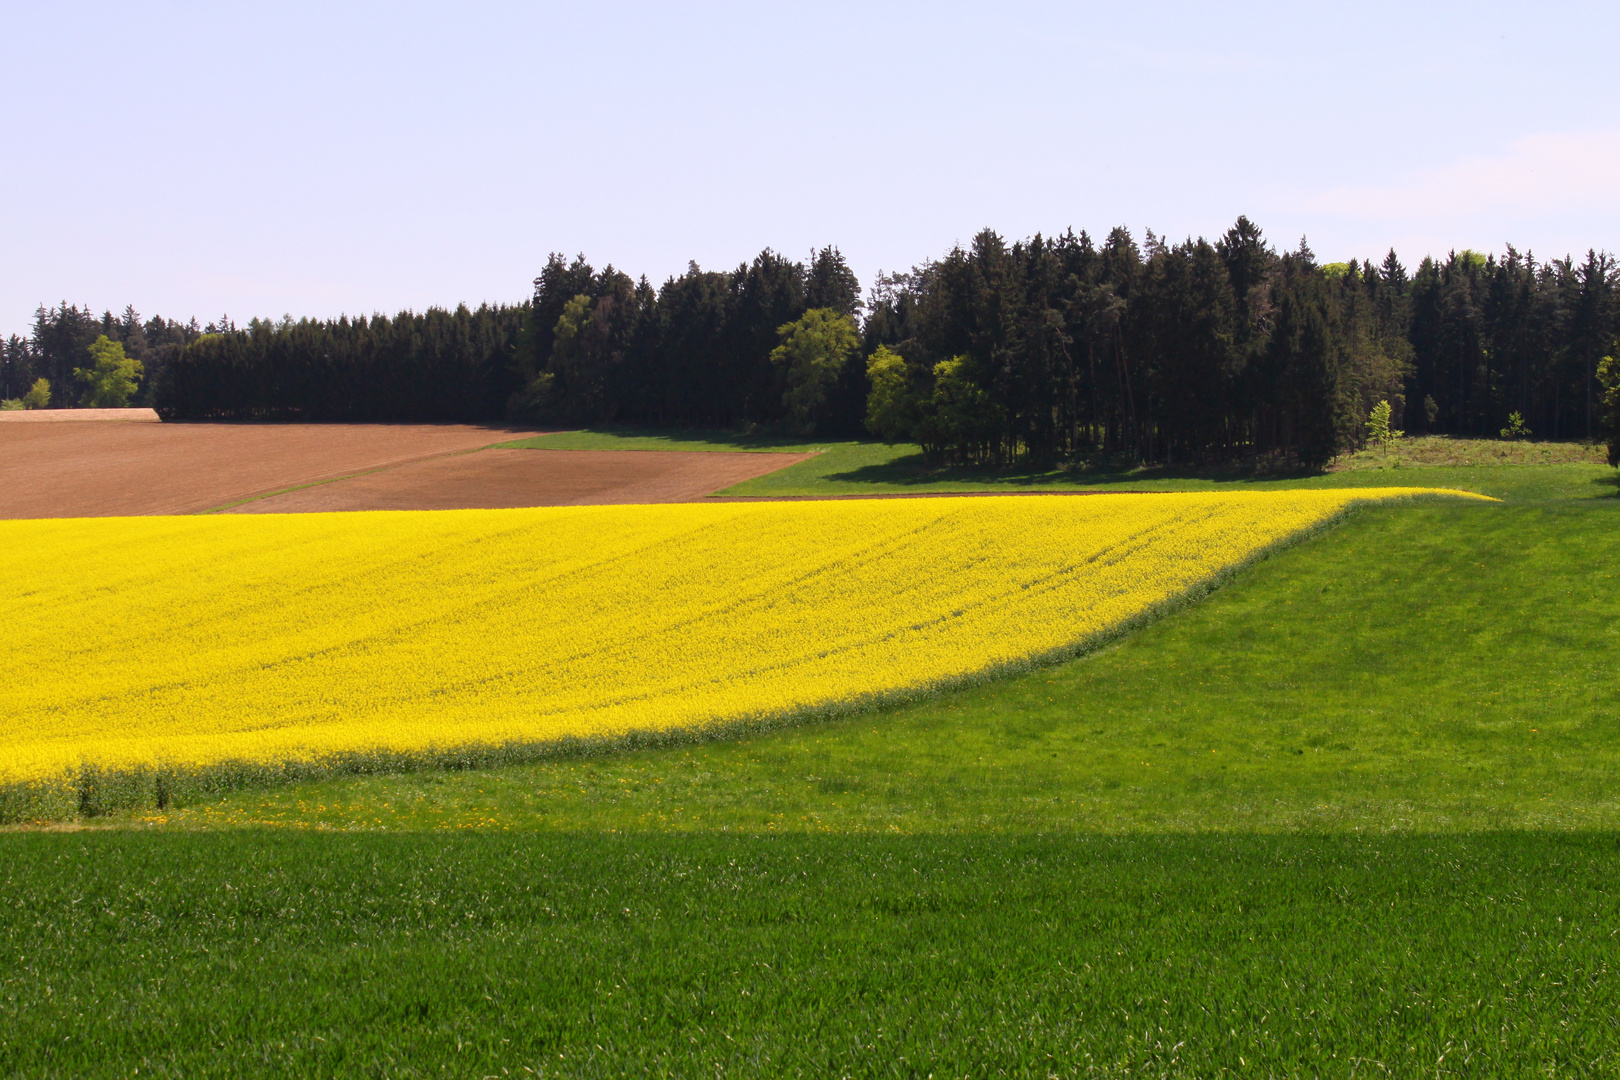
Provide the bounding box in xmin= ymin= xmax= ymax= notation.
xmin=494 ymin=427 xmax=835 ymax=453
xmin=493 ymin=428 xmax=1617 ymax=502
xmin=724 ymin=449 xmax=1613 ymax=502
xmin=2 ymin=830 xmax=1618 ymax=1078
xmin=149 ymin=498 xmax=1620 ymax=835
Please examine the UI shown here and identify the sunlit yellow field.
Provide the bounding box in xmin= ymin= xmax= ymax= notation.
xmin=0 ymin=490 xmax=1479 ymax=790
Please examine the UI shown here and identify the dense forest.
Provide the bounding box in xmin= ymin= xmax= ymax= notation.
xmin=5 ymin=218 xmax=1615 ymax=466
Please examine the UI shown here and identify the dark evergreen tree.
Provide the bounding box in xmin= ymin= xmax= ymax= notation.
xmin=805 ymin=247 xmax=862 ymax=318
xmin=1269 ymin=256 xmax=1340 ymax=467
xmin=22 ymin=216 xmax=1607 ymax=460
xmin=1569 ymin=250 xmax=1616 ymax=442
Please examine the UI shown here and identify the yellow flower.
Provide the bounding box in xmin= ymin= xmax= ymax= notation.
xmin=0 ymin=489 xmax=1482 ymax=789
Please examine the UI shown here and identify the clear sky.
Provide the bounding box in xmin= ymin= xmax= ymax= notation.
xmin=3 ymin=0 xmax=1617 ymax=335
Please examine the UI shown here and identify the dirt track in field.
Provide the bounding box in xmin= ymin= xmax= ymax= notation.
xmin=0 ymin=423 xmax=817 ymax=519
xmin=0 ymin=423 xmax=551 ymax=519
xmin=222 ymin=448 xmax=819 ymax=514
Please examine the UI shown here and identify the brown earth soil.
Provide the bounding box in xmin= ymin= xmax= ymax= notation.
xmin=0 ymin=408 xmax=161 ymax=423
xmin=0 ymin=423 xmax=551 ymax=519
xmin=222 ymin=448 xmax=819 ymax=513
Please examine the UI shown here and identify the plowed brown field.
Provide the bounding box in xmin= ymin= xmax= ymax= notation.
xmin=0 ymin=407 xmax=160 ymax=423
xmin=0 ymin=423 xmax=814 ymax=519
xmin=0 ymin=423 xmax=546 ymax=518
xmin=221 ymin=448 xmax=817 ymax=513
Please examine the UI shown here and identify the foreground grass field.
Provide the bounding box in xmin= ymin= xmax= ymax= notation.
xmin=4 ymin=831 xmax=1617 ymax=1076
xmin=3 ymin=457 xmax=1616 ymax=1076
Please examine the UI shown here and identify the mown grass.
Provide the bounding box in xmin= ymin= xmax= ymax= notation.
xmin=5 ymin=458 xmax=1619 ymax=1075
xmin=4 ymin=830 xmax=1619 ymax=1077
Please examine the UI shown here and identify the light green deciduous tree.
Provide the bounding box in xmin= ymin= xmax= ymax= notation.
xmin=770 ymin=308 xmax=858 ymax=433
xmin=1597 ymin=353 xmax=1620 ymax=468
xmin=22 ymin=378 xmax=51 ymax=410
xmin=1365 ymin=399 xmax=1403 ymax=458
xmin=864 ymin=345 xmax=917 ymax=443
xmin=74 ymin=336 xmax=143 ymax=407
xmin=915 ymin=356 xmax=1006 ymax=464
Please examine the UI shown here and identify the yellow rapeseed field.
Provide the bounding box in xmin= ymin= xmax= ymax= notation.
xmin=0 ymin=490 xmax=1479 ymax=791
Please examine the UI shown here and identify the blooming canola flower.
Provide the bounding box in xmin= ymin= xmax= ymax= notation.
xmin=0 ymin=489 xmax=1483 ymax=787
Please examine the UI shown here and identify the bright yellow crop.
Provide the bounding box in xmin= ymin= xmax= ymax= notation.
xmin=0 ymin=489 xmax=1480 ymax=789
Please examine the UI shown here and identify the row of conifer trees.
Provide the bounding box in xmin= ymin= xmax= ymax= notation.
xmin=6 ymin=218 xmax=1614 ymax=466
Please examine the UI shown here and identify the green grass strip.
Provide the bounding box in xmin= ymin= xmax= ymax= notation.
xmin=491 ymin=429 xmax=1618 ymax=502
xmin=2 ymin=829 xmax=1617 ymax=1075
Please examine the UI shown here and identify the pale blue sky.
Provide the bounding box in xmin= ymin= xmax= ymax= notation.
xmin=3 ymin=0 xmax=1618 ymax=334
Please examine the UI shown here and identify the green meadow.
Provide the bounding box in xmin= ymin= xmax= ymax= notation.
xmin=4 ymin=440 xmax=1617 ymax=1077
xmin=5 ymin=831 xmax=1618 ymax=1077
xmin=502 ymin=428 xmax=1615 ymax=502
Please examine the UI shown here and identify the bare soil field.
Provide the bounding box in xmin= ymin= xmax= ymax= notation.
xmin=0 ymin=422 xmax=549 ymax=519
xmin=0 ymin=407 xmax=160 ymax=423
xmin=223 ymin=448 xmax=819 ymax=513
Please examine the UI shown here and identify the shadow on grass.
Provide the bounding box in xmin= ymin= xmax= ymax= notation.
xmin=825 ymin=452 xmax=1325 ymax=490
xmin=578 ymin=426 xmax=845 ymax=450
